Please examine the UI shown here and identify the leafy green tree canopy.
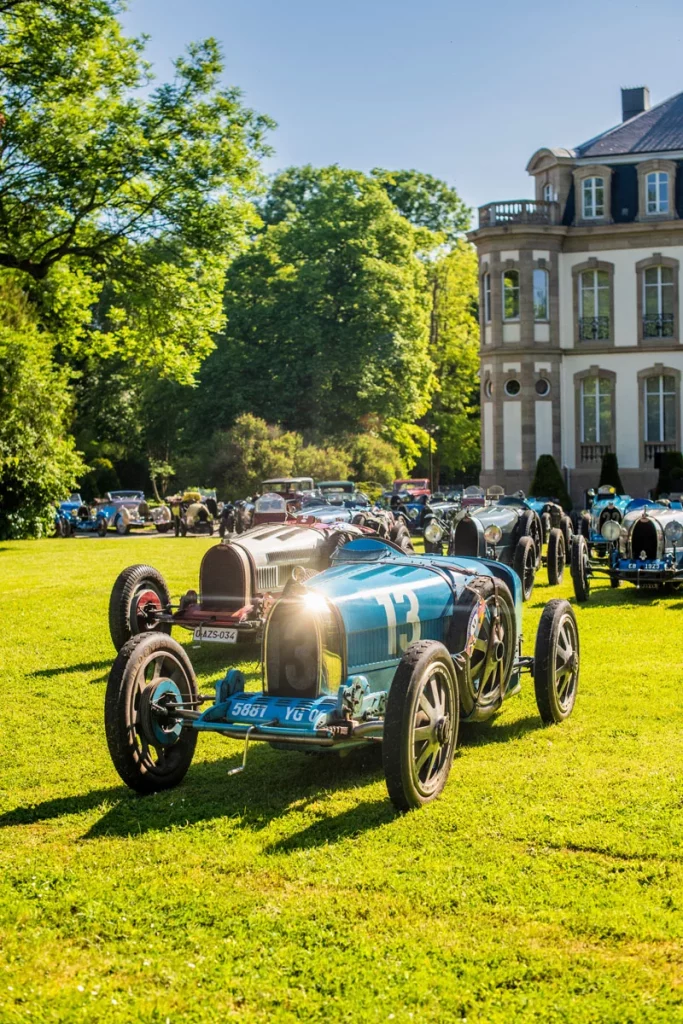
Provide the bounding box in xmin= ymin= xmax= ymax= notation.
xmin=599 ymin=452 xmax=625 ymax=495
xmin=0 ymin=275 xmax=85 ymax=537
xmin=371 ymin=168 xmax=471 ymax=243
xmin=0 ymin=0 xmax=274 ymax=382
xmin=199 ymin=165 xmax=434 ymax=438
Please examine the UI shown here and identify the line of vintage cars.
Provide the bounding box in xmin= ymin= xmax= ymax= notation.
xmin=68 ymin=472 xmax=683 ymax=814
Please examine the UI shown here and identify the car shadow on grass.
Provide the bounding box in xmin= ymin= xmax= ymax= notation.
xmin=459 ymin=713 xmax=544 ymax=746
xmin=31 ymin=658 xmax=114 ymax=678
xmin=0 ymin=744 xmax=392 ymax=844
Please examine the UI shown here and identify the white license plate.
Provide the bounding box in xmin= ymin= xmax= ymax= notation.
xmin=193 ymin=625 xmax=238 ymax=643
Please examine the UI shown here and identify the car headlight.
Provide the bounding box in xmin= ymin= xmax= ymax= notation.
xmin=424 ymin=521 xmax=444 ymax=544
xmin=408 ymin=508 xmax=419 ymax=519
xmin=484 ymin=524 xmax=502 ymax=545
xmin=601 ymin=520 xmax=621 ymax=541
xmin=665 ymin=520 xmax=683 ymax=544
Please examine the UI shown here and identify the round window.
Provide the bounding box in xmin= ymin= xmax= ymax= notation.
xmin=484 ymin=378 xmax=493 ymax=399
xmin=504 ymin=378 xmax=521 ymax=397
xmin=535 ymin=378 xmax=550 ymax=397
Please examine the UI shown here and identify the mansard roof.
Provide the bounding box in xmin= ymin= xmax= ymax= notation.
xmin=576 ymin=90 xmax=683 ymax=158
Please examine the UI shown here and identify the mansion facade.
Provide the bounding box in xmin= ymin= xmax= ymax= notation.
xmin=469 ymin=86 xmax=683 ymax=503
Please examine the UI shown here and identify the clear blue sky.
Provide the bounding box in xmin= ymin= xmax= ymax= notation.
xmin=122 ymin=0 xmax=683 ymax=221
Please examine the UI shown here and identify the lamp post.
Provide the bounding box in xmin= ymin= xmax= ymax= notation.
xmin=428 ymin=421 xmax=439 ymax=493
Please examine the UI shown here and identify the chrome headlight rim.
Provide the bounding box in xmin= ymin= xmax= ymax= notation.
xmin=424 ymin=520 xmax=444 ymax=544
xmin=484 ymin=524 xmax=503 ymax=545
xmin=665 ymin=520 xmax=683 ymax=545
xmin=600 ymin=519 xmax=621 ymax=542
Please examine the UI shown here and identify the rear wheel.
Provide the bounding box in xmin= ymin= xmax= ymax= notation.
xmin=513 ymin=535 xmax=536 ymax=601
xmin=533 ymin=600 xmax=579 ymax=723
xmin=446 ymin=577 xmax=516 ymax=718
xmin=108 ymin=564 xmax=172 ymax=651
xmin=571 ymin=535 xmax=591 ymax=603
xmin=114 ymin=512 xmax=130 ymax=536
xmin=547 ymin=528 xmax=566 ymax=586
xmin=383 ymin=641 xmax=459 ymax=811
xmin=105 ymin=633 xmax=198 ymax=794
xmin=96 ymin=517 xmax=108 ymax=537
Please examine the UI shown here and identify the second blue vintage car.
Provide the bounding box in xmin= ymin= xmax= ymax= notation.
xmin=105 ymin=537 xmax=579 ymax=812
xmin=571 ymin=502 xmax=683 ymax=599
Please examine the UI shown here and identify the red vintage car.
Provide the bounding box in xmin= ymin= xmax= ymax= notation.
xmin=108 ymin=518 xmax=413 ymax=651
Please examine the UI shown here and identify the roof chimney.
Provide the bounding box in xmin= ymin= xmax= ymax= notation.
xmin=621 ymin=86 xmax=650 ymax=122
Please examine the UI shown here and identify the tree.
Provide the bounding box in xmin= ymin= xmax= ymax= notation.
xmin=0 ymin=1 xmax=274 ymax=382
xmin=348 ymin=435 xmax=406 ymax=488
xmin=427 ymin=241 xmax=481 ymax=481
xmin=530 ymin=455 xmax=572 ymax=511
xmin=0 ymin=275 xmax=85 ymax=538
xmin=599 ymin=452 xmax=625 ymax=494
xmin=371 ymin=168 xmax=470 ymax=245
xmin=196 ymin=166 xmax=435 ymax=438
xmin=295 ymin=445 xmax=350 ymax=482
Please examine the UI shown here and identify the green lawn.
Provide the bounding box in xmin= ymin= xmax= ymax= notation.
xmin=1 ymin=535 xmax=683 ymax=1023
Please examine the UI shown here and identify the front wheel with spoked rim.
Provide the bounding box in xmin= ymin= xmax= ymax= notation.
xmin=533 ymin=600 xmax=579 ymax=723
xmin=383 ymin=641 xmax=459 ymax=811
xmin=104 ymin=633 xmax=198 ymax=793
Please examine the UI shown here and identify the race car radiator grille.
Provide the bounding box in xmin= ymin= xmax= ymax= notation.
xmin=199 ymin=544 xmax=250 ymax=611
xmin=630 ymin=518 xmax=658 ymax=561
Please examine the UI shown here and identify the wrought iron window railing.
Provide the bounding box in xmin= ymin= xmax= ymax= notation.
xmin=578 ymin=316 xmax=610 ymax=341
xmin=643 ymin=314 xmax=674 ymax=338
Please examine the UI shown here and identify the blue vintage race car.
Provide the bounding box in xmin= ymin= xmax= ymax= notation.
xmin=571 ymin=502 xmax=683 ymax=599
xmin=105 ymin=537 xmax=579 ymax=811
xmin=576 ymin=485 xmax=650 ymax=558
xmin=54 ymin=496 xmax=108 ymax=537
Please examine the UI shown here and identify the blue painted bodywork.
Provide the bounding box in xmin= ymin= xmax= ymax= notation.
xmin=188 ymin=537 xmax=524 ymax=747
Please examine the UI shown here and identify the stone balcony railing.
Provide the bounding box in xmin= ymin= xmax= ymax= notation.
xmin=580 ymin=443 xmax=611 ymax=463
xmin=477 ymin=200 xmax=561 ymax=228
xmin=644 ymin=441 xmax=677 ymax=462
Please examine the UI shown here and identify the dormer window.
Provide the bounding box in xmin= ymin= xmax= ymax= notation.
xmin=543 ymin=183 xmax=553 ymax=202
xmin=646 ymin=171 xmax=669 ymax=214
xmin=582 ymin=177 xmax=605 ymax=219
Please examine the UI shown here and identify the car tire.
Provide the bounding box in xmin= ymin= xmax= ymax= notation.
xmin=156 ymin=523 xmax=171 ymax=534
xmin=96 ymin=517 xmax=108 ymax=537
xmin=547 ymin=528 xmax=566 ymax=586
xmin=570 ymin=534 xmax=591 ymax=603
xmin=424 ymin=538 xmax=444 ymax=554
xmin=513 ymin=535 xmax=536 ymax=601
xmin=382 ymin=640 xmax=459 ymax=812
xmin=610 ymin=572 xmax=621 ymax=589
xmin=560 ymin=514 xmax=573 ymax=555
xmin=541 ymin=512 xmax=552 ymax=545
xmin=446 ymin=576 xmax=516 ymax=718
xmin=180 ymin=520 xmax=188 ymax=537
xmin=108 ymin=564 xmax=172 ymax=651
xmin=114 ymin=513 xmax=129 ymax=536
xmin=105 ymin=633 xmax=198 ymax=794
xmin=533 ymin=599 xmax=579 ymax=724
xmin=395 ymin=528 xmax=414 ymax=553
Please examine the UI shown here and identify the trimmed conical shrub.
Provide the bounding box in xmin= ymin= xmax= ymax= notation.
xmin=655 ymin=450 xmax=683 ymax=497
xmin=529 ymin=455 xmax=572 ymax=511
xmin=599 ymin=452 xmax=624 ymax=494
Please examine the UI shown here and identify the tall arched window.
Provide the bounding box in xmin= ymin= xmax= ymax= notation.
xmin=643 ymin=266 xmax=674 ymax=337
xmin=645 ymin=375 xmax=676 ymax=443
xmin=582 ymin=177 xmax=605 ymax=218
xmin=579 ymin=270 xmax=610 ymax=339
xmin=580 ymin=376 xmax=612 ymax=444
xmin=502 ymin=269 xmax=519 ymax=321
xmin=533 ymin=268 xmax=549 ymax=321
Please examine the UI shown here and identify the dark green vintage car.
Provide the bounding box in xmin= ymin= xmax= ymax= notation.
xmin=440 ymin=496 xmax=572 ymax=601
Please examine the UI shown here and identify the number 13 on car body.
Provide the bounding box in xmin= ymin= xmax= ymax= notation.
xmin=375 ymin=587 xmax=422 ymax=655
